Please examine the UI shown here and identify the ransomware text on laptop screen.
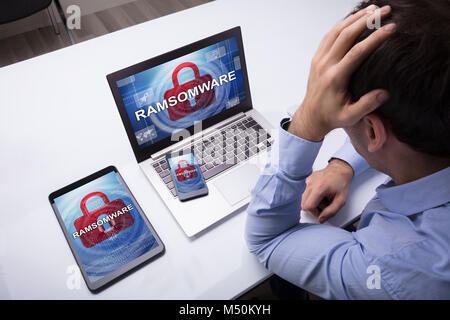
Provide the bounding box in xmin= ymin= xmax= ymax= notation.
xmin=116 ymin=36 xmax=246 ymax=149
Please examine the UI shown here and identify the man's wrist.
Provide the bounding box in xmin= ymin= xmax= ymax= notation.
xmin=288 ymin=105 xmax=327 ymax=142
xmin=328 ymin=158 xmax=355 ymax=178
xmin=279 ymin=118 xmax=323 ymax=177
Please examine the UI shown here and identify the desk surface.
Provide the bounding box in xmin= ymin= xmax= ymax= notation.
xmin=0 ymin=0 xmax=387 ymax=299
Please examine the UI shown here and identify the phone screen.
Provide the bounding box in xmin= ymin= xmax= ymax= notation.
xmin=167 ymin=152 xmax=208 ymax=200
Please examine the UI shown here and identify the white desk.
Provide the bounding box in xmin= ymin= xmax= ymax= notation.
xmin=0 ymin=0 xmax=387 ymax=299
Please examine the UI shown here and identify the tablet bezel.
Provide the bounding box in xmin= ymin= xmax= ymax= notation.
xmin=48 ymin=165 xmax=165 ymax=292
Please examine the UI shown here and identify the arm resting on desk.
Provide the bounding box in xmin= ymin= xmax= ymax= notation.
xmin=245 ymin=120 xmax=390 ymax=299
xmin=331 ymin=137 xmax=370 ymax=177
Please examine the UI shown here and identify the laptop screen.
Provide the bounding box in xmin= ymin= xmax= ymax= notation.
xmin=115 ymin=36 xmax=246 ymax=150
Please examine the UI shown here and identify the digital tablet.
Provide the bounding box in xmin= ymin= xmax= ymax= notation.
xmin=49 ymin=166 xmax=164 ymax=292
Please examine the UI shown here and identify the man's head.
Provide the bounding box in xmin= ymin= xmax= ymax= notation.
xmin=344 ymin=0 xmax=450 ymax=176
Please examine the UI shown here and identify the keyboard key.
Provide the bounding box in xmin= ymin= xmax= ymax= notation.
xmin=163 ymin=175 xmax=172 ymax=184
xmin=167 ymin=181 xmax=174 ymax=189
xmin=161 ymin=162 xmax=169 ymax=170
xmin=205 ymin=163 xmax=214 ymax=170
xmin=159 ymin=170 xmax=170 ymax=178
xmin=203 ymin=163 xmax=235 ymax=180
xmin=155 ymin=166 xmax=162 ymax=173
xmin=245 ymin=120 xmax=257 ymax=128
xmin=204 ymin=145 xmax=213 ymax=153
xmin=224 ymin=155 xmax=237 ymax=165
xmin=252 ymin=124 xmax=263 ymax=132
xmin=248 ymin=148 xmax=258 ymax=157
xmin=196 ymin=157 xmax=205 ymax=166
xmin=225 ymin=152 xmax=235 ymax=159
xmin=170 ymin=188 xmax=177 ymax=196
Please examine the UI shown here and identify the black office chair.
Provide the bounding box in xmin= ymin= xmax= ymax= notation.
xmin=0 ymin=0 xmax=60 ymax=35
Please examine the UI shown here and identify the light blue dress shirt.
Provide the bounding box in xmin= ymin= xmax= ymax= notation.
xmin=245 ymin=119 xmax=450 ymax=299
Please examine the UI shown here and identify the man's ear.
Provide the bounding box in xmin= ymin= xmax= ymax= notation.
xmin=363 ymin=114 xmax=387 ymax=153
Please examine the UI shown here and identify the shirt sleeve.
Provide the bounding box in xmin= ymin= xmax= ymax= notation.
xmin=245 ymin=119 xmax=391 ymax=299
xmin=331 ymin=137 xmax=370 ymax=176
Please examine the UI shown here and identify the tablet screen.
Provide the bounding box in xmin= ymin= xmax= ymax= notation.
xmin=50 ymin=168 xmax=162 ymax=289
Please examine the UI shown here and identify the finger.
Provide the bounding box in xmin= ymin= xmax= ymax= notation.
xmin=328 ymin=5 xmax=392 ymax=61
xmin=344 ymin=89 xmax=390 ymax=124
xmin=302 ymin=188 xmax=326 ymax=217
xmin=316 ymin=5 xmax=376 ymax=57
xmin=301 ymin=186 xmax=311 ymax=208
xmin=318 ymin=194 xmax=347 ymax=224
xmin=301 ymin=187 xmax=316 ymax=214
xmin=336 ymin=22 xmax=397 ymax=80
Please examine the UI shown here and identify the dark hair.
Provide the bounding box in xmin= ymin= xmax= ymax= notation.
xmin=349 ymin=0 xmax=450 ymax=156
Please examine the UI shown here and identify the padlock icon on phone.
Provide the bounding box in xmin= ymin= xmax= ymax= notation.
xmin=164 ymin=62 xmax=216 ymax=121
xmin=174 ymin=160 xmax=198 ymax=182
xmin=74 ymin=192 xmax=134 ymax=248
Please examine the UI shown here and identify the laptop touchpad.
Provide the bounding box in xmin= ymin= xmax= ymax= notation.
xmin=213 ymin=163 xmax=261 ymax=206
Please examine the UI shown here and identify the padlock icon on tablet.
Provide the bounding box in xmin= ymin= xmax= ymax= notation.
xmin=174 ymin=160 xmax=198 ymax=182
xmin=164 ymin=62 xmax=216 ymax=121
xmin=74 ymin=192 xmax=134 ymax=248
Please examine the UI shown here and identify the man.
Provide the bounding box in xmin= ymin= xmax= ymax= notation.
xmin=245 ymin=0 xmax=450 ymax=299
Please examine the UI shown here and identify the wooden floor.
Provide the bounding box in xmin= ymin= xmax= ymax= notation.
xmin=0 ymin=0 xmax=211 ymax=68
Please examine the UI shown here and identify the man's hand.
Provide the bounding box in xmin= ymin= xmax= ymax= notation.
xmin=288 ymin=5 xmax=395 ymax=141
xmin=302 ymin=159 xmax=354 ymax=224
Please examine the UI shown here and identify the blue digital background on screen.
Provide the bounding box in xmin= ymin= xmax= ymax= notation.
xmin=116 ymin=36 xmax=246 ymax=149
xmin=168 ymin=153 xmax=205 ymax=194
xmin=54 ymin=172 xmax=158 ymax=282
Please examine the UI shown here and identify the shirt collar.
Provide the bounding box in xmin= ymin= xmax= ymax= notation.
xmin=376 ymin=166 xmax=450 ymax=215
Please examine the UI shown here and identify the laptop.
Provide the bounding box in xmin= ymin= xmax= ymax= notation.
xmin=107 ymin=27 xmax=274 ymax=237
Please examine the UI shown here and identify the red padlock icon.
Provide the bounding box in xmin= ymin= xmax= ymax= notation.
xmin=174 ymin=160 xmax=198 ymax=182
xmin=164 ymin=62 xmax=216 ymax=121
xmin=74 ymin=192 xmax=134 ymax=248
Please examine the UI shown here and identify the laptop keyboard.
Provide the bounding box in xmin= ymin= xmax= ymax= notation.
xmin=152 ymin=116 xmax=272 ymax=197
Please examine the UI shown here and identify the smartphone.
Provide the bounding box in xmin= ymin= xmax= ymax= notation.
xmin=166 ymin=150 xmax=209 ymax=201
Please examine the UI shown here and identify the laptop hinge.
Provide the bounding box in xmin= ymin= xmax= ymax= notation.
xmin=150 ymin=112 xmax=246 ymax=161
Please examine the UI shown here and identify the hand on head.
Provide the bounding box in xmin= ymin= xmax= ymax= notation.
xmin=289 ymin=5 xmax=395 ymax=142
